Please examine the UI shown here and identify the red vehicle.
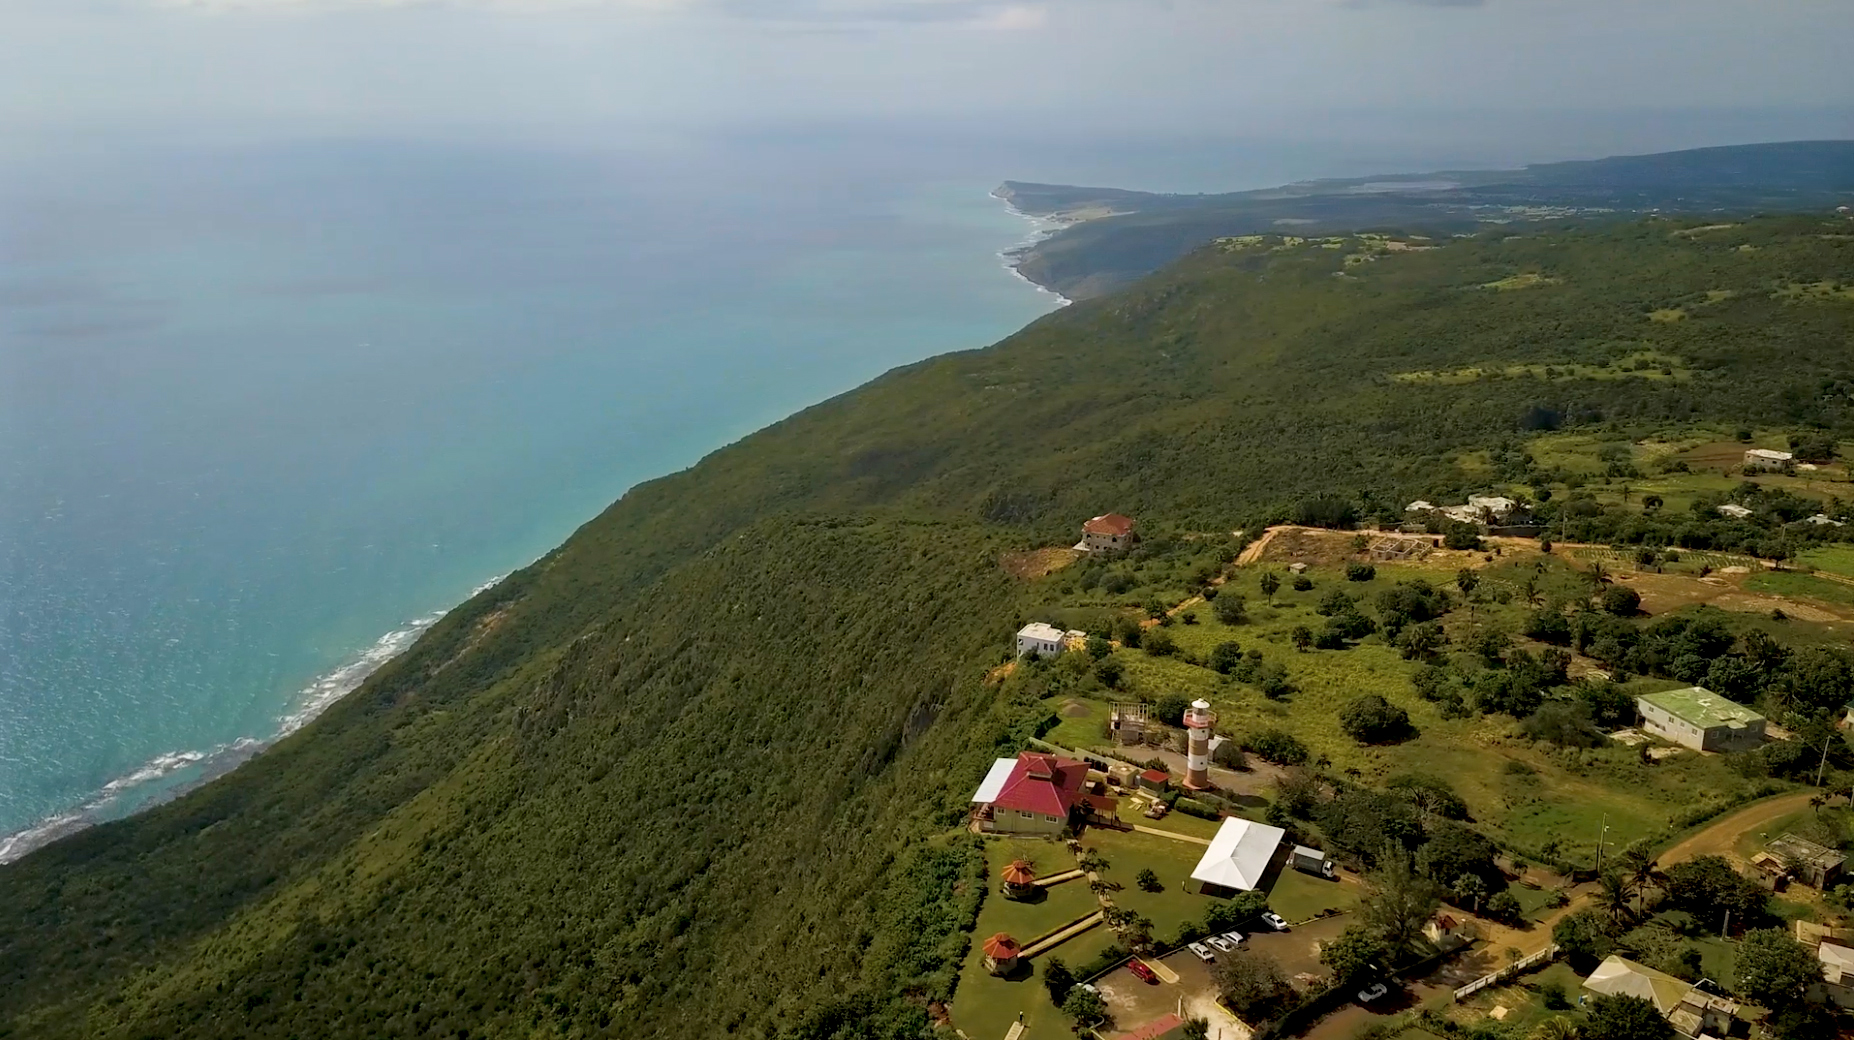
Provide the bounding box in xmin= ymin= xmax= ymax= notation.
xmin=1128 ymin=959 xmax=1157 ymax=984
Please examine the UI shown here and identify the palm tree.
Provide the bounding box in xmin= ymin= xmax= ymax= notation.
xmin=1530 ymin=1016 xmax=1580 ymax=1040
xmin=1616 ymin=844 xmax=1657 ymax=912
xmin=1597 ymin=870 xmax=1634 ymax=925
xmin=1521 ymin=576 xmax=1542 ymax=607
xmin=1812 ymin=793 xmax=1828 ymax=815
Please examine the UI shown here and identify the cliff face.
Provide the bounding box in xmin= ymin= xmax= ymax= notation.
xmin=3 ymin=213 xmax=1852 ymax=1039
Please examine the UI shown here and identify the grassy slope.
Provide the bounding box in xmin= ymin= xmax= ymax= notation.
xmin=1 ymin=216 xmax=1851 ymax=1038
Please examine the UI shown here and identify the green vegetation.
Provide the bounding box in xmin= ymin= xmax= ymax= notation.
xmin=3 ymin=212 xmax=1854 ymax=1039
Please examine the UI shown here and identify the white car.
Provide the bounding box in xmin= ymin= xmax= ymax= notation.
xmin=1260 ymin=912 xmax=1289 ymax=931
xmin=1220 ymin=931 xmax=1245 ymax=947
xmin=1357 ymin=983 xmax=1390 ymax=1003
xmin=1188 ymin=942 xmax=1215 ymax=962
xmin=1205 ymin=935 xmax=1234 ymax=953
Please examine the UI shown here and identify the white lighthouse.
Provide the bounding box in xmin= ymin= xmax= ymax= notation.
xmin=1184 ymin=699 xmax=1216 ymax=789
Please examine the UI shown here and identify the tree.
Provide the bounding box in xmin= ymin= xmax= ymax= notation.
xmin=1291 ymin=625 xmax=1313 ymax=651
xmin=1445 ymin=524 xmax=1484 ymax=551
xmin=1552 ymin=909 xmax=1617 ymax=964
xmin=1181 ymin=1019 xmax=1211 ymax=1040
xmin=1661 ymin=856 xmax=1765 ymax=924
xmin=1616 ymin=844 xmax=1658 ymax=912
xmin=1767 ymin=1002 xmax=1839 ymax=1040
xmin=1530 ymin=1017 xmax=1579 ymax=1040
xmin=1260 ymin=572 xmax=1281 ymax=603
xmin=1154 ymin=694 xmax=1191 ymax=727
xmin=1085 ymin=635 xmax=1112 ymax=660
xmin=1213 ymin=949 xmax=1296 ymax=1021
xmin=1416 ymin=821 xmax=1500 ymax=890
xmin=1136 ymin=868 xmax=1161 ymax=892
xmin=1601 ymin=585 xmax=1641 ymax=616
xmin=1397 ymin=622 xmax=1444 ymax=662
xmin=1583 ymin=993 xmax=1674 ymax=1040
xmin=1210 ymin=641 xmax=1244 ymax=674
xmin=1144 ymin=629 xmax=1177 ymax=657
xmin=1215 ymin=594 xmax=1249 ymax=625
xmin=1347 ymin=562 xmax=1377 ymax=582
xmin=1319 ymin=924 xmax=1387 ymax=983
xmin=1362 ymin=848 xmax=1442 ymax=954
xmin=1041 ymin=957 xmax=1075 ymax=1005
xmin=1340 ymin=694 xmax=1414 ymax=744
xmin=1485 ymin=890 xmax=1523 ymax=924
xmin=1248 ymin=729 xmax=1308 ymax=766
xmin=1061 ymin=986 xmax=1107 ymax=1027
xmin=1597 ymin=871 xmax=1634 ymax=925
xmin=1735 ymin=928 xmax=1822 ymax=1007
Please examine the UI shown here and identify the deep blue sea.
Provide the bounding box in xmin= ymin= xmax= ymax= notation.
xmin=4 ymin=116 xmax=1832 ymax=858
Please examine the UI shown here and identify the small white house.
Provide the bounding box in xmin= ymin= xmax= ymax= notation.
xmin=1745 ymin=448 xmax=1794 ymax=471
xmin=1016 ymin=623 xmax=1068 ymax=658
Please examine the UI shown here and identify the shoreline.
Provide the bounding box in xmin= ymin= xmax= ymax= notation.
xmin=0 ymin=573 xmax=506 ymax=865
xmin=990 ymin=187 xmax=1075 ymax=307
xmin=2 ymin=189 xmax=1058 ymax=868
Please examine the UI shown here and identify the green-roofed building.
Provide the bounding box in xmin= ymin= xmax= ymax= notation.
xmin=1636 ymin=686 xmax=1766 ymax=753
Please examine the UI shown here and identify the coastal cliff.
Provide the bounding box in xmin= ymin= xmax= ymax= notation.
xmin=3 ymin=209 xmax=1853 ymax=1038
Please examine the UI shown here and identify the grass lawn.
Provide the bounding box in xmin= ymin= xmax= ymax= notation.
xmin=1128 ymin=811 xmax=1225 ymax=841
xmin=950 ymin=839 xmax=1117 ymax=1040
xmin=1043 ymin=696 xmax=1113 ymax=751
xmin=1449 ymin=961 xmax=1584 ymax=1035
xmin=1796 ymin=544 xmax=1854 ymax=579
xmin=1745 ymin=570 xmax=1854 ymax=610
xmin=1505 ymin=883 xmax=1565 ymax=922
xmin=1080 ymin=827 xmax=1221 ymax=943
xmin=1266 ymin=868 xmax=1358 ymax=923
xmin=1691 ymin=936 xmax=1737 ymax=989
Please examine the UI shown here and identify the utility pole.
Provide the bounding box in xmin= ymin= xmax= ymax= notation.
xmin=1817 ymin=734 xmax=1834 ymax=788
xmin=1594 ymin=814 xmax=1609 ymax=876
xmin=1722 ymin=910 xmax=1731 ymax=940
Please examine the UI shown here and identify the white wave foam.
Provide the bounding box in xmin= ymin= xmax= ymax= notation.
xmin=990 ymin=189 xmax=1073 ymax=307
xmin=0 ymin=572 xmax=509 ymax=864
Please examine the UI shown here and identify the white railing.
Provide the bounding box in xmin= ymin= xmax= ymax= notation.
xmin=1453 ymin=944 xmax=1560 ymax=1001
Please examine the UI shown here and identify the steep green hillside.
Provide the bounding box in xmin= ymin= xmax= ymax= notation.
xmin=2 ymin=214 xmax=1852 ymax=1039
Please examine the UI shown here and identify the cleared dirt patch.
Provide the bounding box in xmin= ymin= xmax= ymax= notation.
xmin=1001 ymin=547 xmax=1080 ymax=580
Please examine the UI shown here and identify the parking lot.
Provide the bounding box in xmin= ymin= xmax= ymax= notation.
xmin=1092 ymin=915 xmax=1358 ymax=1039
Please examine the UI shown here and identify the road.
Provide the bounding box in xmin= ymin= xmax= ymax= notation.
xmin=1657 ymin=789 xmax=1820 ymax=868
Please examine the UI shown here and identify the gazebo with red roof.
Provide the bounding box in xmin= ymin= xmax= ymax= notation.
xmin=981 ymin=932 xmax=1022 ymax=975
xmin=1000 ymin=859 xmax=1038 ymax=899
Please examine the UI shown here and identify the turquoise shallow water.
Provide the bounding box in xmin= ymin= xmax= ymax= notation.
xmin=0 ymin=135 xmax=1076 ymax=851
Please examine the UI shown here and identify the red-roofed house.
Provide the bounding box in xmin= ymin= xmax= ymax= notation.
xmin=1137 ymin=768 xmax=1170 ymax=793
xmin=1080 ymin=513 xmax=1138 ymax=554
xmin=969 ymin=752 xmax=1091 ymax=835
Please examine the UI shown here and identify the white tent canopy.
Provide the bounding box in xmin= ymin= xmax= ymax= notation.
xmin=970 ymin=758 xmax=1017 ymax=803
xmin=1189 ymin=818 xmax=1287 ymax=892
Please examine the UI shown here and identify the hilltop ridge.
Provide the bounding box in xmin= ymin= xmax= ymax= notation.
xmin=1002 ymin=139 xmax=1854 ymax=299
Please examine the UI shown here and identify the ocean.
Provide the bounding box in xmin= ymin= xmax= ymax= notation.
xmin=3 ymin=117 xmax=1818 ymax=859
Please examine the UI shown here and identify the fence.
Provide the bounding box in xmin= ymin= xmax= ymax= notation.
xmin=1452 ymin=944 xmax=1560 ymax=1001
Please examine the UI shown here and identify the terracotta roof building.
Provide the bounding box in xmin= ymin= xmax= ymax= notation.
xmin=1080 ymin=513 xmax=1138 ymax=554
xmin=968 ymin=752 xmax=1091 ymax=835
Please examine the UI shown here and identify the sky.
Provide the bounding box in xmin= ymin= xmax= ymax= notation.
xmin=3 ymin=0 xmax=1850 ymax=152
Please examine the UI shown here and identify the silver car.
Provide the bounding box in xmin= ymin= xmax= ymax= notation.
xmin=1205 ymin=935 xmax=1234 ymax=953
xmin=1188 ymin=942 xmax=1215 ymax=962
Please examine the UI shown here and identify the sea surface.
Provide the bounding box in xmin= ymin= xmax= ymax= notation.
xmin=3 ymin=117 xmax=1831 ymax=859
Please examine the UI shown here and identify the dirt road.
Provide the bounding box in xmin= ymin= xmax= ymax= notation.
xmin=1657 ymin=790 xmax=1820 ymax=868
